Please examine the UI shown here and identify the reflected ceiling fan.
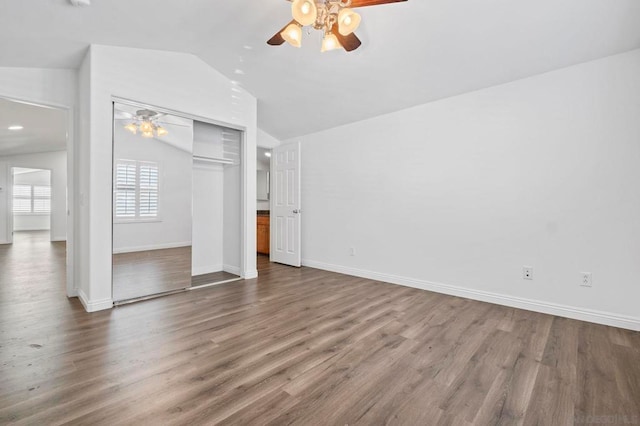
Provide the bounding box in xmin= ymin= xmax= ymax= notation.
xmin=114 ymin=109 xmax=189 ymax=138
xmin=267 ymin=0 xmax=408 ymax=52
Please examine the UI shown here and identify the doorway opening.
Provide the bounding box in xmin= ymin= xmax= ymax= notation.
xmin=257 ymin=147 xmax=271 ymax=270
xmin=0 ymin=97 xmax=70 ymax=299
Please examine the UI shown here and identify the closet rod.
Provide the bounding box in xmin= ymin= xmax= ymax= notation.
xmin=193 ymin=155 xmax=234 ymax=165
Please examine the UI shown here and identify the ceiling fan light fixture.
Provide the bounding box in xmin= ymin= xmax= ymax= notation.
xmin=338 ymin=8 xmax=361 ymax=36
xmin=139 ymin=120 xmax=153 ymax=133
xmin=156 ymin=126 xmax=168 ymax=137
xmin=124 ymin=123 xmax=138 ymax=134
xmin=292 ymin=0 xmax=317 ymax=26
xmin=321 ymin=32 xmax=342 ymax=52
xmin=142 ymin=131 xmax=154 ymax=138
xmin=282 ymin=22 xmax=303 ymax=48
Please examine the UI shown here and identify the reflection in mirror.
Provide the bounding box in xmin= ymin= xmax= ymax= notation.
xmin=257 ymin=170 xmax=269 ymax=201
xmin=112 ymin=102 xmax=193 ymax=302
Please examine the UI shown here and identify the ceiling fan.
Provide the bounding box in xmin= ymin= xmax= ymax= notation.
xmin=114 ymin=109 xmax=189 ymax=138
xmin=267 ymin=0 xmax=408 ymax=52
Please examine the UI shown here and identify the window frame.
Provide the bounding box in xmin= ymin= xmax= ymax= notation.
xmin=113 ymin=159 xmax=161 ymax=224
xmin=12 ymin=184 xmax=52 ymax=216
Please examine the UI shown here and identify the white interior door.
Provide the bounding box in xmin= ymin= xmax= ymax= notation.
xmin=270 ymin=142 xmax=301 ymax=267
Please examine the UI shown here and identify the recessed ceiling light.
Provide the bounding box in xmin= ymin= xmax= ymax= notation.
xmin=8 ymin=125 xmax=23 ymax=131
xmin=265 ymin=152 xmax=272 ymax=157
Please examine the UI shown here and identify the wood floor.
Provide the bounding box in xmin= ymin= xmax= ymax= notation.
xmin=112 ymin=246 xmax=192 ymax=301
xmin=113 ymin=247 xmax=241 ymax=300
xmin=1 ymin=238 xmax=639 ymax=425
xmin=192 ymin=271 xmax=241 ymax=288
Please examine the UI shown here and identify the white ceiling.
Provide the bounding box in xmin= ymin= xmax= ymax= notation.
xmin=0 ymin=98 xmax=68 ymax=156
xmin=114 ymin=102 xmax=194 ymax=153
xmin=1 ymin=0 xmax=639 ymax=140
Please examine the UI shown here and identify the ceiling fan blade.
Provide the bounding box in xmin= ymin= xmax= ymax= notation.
xmin=114 ymin=111 xmax=134 ymax=120
xmin=331 ymin=24 xmax=362 ymax=52
xmin=350 ymin=0 xmax=407 ymax=7
xmin=267 ymin=20 xmax=297 ymax=46
xmin=156 ymin=122 xmax=191 ymax=127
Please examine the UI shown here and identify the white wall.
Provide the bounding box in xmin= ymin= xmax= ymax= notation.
xmin=13 ymin=169 xmax=51 ymax=232
xmin=192 ymin=122 xmax=224 ymax=275
xmin=257 ymin=128 xmax=281 ymax=149
xmin=0 ymin=67 xmax=77 ymax=296
xmin=293 ymin=49 xmax=640 ymax=330
xmin=112 ymin=125 xmax=193 ymax=253
xmin=0 ymin=151 xmax=67 ymax=242
xmin=78 ymin=45 xmax=257 ymax=311
xmin=192 ymin=121 xmax=243 ymax=276
xmin=224 ymin=162 xmax=241 ymax=275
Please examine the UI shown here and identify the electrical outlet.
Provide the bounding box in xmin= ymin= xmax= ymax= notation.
xmin=349 ymin=247 xmax=356 ymax=256
xmin=523 ymin=266 xmax=533 ymax=280
xmin=580 ymin=272 xmax=592 ymax=287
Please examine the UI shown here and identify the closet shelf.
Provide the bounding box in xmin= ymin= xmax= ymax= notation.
xmin=193 ymin=155 xmax=236 ymax=165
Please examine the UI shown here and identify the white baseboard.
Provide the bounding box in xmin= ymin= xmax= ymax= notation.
xmin=78 ymin=288 xmax=113 ymax=312
xmin=193 ymin=264 xmax=223 ymax=276
xmin=67 ymin=287 xmax=79 ymax=298
xmin=113 ymin=241 xmax=191 ymax=254
xmin=51 ymin=236 xmax=66 ymax=242
xmin=242 ymin=268 xmax=258 ymax=279
xmin=302 ymin=259 xmax=640 ymax=332
xmin=224 ymin=264 xmax=242 ymax=276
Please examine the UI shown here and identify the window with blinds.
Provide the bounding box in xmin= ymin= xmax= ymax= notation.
xmin=13 ymin=184 xmax=52 ymax=214
xmin=114 ymin=160 xmax=159 ymax=221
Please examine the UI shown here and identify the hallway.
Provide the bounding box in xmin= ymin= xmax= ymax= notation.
xmin=0 ymin=230 xmax=67 ymax=303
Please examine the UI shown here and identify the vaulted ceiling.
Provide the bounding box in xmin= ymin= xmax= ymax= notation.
xmin=1 ymin=0 xmax=639 ymax=140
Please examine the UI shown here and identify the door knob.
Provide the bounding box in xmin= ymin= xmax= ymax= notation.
xmin=293 ymin=209 xmax=300 ymax=214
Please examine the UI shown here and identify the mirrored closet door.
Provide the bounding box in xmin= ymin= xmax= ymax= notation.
xmin=112 ymin=101 xmax=242 ymax=303
xmin=112 ymin=102 xmax=194 ymax=301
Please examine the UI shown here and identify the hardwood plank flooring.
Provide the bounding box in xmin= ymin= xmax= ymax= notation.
xmin=112 ymin=246 xmax=192 ymax=301
xmin=113 ymin=247 xmax=240 ymax=300
xmin=192 ymin=271 xmax=240 ymax=288
xmin=1 ymin=241 xmax=639 ymax=424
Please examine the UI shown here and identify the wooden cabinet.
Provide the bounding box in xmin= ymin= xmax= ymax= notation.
xmin=257 ymin=215 xmax=270 ymax=255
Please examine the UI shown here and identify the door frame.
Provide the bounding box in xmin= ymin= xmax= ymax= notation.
xmin=4 ymin=166 xmax=13 ymax=244
xmin=0 ymin=95 xmax=75 ymax=298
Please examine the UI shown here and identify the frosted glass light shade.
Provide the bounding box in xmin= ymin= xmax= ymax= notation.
xmin=338 ymin=8 xmax=361 ymax=36
xmin=282 ymin=23 xmax=303 ymax=48
xmin=292 ymin=0 xmax=317 ymax=26
xmin=156 ymin=126 xmax=168 ymax=137
xmin=321 ymin=32 xmax=341 ymax=52
xmin=124 ymin=123 xmax=138 ymax=134
xmin=139 ymin=120 xmax=153 ymax=133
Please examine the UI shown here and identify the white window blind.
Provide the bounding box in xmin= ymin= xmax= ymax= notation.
xmin=114 ymin=160 xmax=159 ymax=220
xmin=33 ymin=186 xmax=51 ymax=214
xmin=13 ymin=184 xmax=52 ymax=214
xmin=138 ymin=163 xmax=159 ymax=217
